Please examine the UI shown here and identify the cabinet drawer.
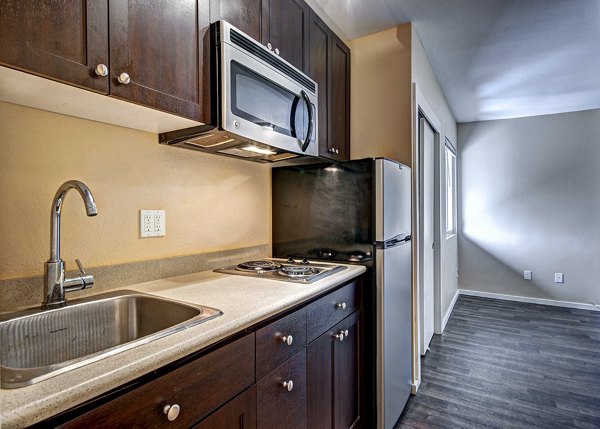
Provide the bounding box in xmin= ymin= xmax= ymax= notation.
xmin=307 ymin=280 xmax=361 ymax=342
xmin=60 ymin=334 xmax=255 ymax=429
xmin=256 ymin=307 xmax=307 ymax=378
xmin=257 ymin=349 xmax=307 ymax=429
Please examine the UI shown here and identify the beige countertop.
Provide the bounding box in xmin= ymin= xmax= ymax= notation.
xmin=0 ymin=263 xmax=366 ymax=428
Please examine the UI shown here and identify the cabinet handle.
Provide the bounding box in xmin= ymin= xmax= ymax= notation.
xmin=117 ymin=72 xmax=131 ymax=84
xmin=267 ymin=42 xmax=273 ymax=50
xmin=94 ymin=64 xmax=108 ymax=77
xmin=335 ymin=331 xmax=345 ymax=342
xmin=275 ymin=47 xmax=280 ymax=55
xmin=163 ymin=404 xmax=180 ymax=421
xmin=336 ymin=302 xmax=347 ymax=310
xmin=281 ymin=335 xmax=293 ymax=346
xmin=282 ymin=380 xmax=294 ymax=391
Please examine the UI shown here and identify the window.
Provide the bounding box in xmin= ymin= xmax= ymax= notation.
xmin=445 ymin=141 xmax=457 ymax=236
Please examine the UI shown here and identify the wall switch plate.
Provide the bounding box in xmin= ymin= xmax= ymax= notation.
xmin=554 ymin=273 xmax=564 ymax=283
xmin=524 ymin=270 xmax=532 ymax=280
xmin=140 ymin=210 xmax=166 ymax=237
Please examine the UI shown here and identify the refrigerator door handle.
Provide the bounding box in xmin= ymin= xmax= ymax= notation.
xmin=374 ymin=234 xmax=411 ymax=249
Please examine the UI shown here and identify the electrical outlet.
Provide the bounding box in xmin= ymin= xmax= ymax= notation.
xmin=140 ymin=210 xmax=166 ymax=238
xmin=554 ymin=273 xmax=564 ymax=283
xmin=524 ymin=270 xmax=532 ymax=280
xmin=154 ymin=211 xmax=165 ymax=236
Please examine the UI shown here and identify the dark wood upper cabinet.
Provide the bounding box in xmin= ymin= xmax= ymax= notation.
xmin=261 ymin=0 xmax=310 ymax=72
xmin=308 ymin=10 xmax=330 ymax=161
xmin=109 ymin=0 xmax=206 ymax=121
xmin=0 ymin=0 xmax=109 ymax=93
xmin=209 ymin=0 xmax=263 ymax=42
xmin=307 ymin=12 xmax=351 ymax=161
xmin=328 ymin=33 xmax=351 ymax=161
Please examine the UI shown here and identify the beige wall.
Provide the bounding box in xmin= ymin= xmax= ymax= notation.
xmin=349 ymin=25 xmax=412 ymax=166
xmin=0 ymin=102 xmax=271 ymax=280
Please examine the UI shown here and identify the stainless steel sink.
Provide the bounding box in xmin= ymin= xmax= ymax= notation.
xmin=0 ymin=290 xmax=222 ymax=388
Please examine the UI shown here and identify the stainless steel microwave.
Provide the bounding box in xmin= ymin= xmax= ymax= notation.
xmin=160 ymin=21 xmax=318 ymax=163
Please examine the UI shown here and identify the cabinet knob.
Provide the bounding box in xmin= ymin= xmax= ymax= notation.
xmin=344 ymin=329 xmax=349 ymax=337
xmin=336 ymin=302 xmax=347 ymax=310
xmin=267 ymin=42 xmax=273 ymax=50
xmin=94 ymin=64 xmax=108 ymax=77
xmin=281 ymin=335 xmax=293 ymax=346
xmin=335 ymin=148 xmax=339 ymax=154
xmin=275 ymin=48 xmax=280 ymax=55
xmin=335 ymin=331 xmax=345 ymax=342
xmin=163 ymin=404 xmax=180 ymax=421
xmin=117 ymin=72 xmax=131 ymax=84
xmin=282 ymin=380 xmax=294 ymax=391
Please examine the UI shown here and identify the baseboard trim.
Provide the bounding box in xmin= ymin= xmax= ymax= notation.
xmin=411 ymin=378 xmax=421 ymax=395
xmin=459 ymin=289 xmax=600 ymax=312
xmin=441 ymin=289 xmax=460 ymax=332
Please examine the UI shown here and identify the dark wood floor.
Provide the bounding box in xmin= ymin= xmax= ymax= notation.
xmin=395 ymin=295 xmax=600 ymax=429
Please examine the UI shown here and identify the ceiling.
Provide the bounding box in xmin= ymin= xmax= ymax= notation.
xmin=307 ymin=0 xmax=600 ymax=123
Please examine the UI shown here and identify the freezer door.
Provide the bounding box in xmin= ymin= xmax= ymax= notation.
xmin=375 ymin=159 xmax=412 ymax=242
xmin=376 ymin=240 xmax=412 ymax=429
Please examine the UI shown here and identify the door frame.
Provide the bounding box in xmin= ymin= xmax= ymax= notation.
xmin=411 ymin=84 xmax=442 ymax=393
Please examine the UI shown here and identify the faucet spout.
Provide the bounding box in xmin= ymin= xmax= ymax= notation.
xmin=44 ymin=180 xmax=97 ymax=309
xmin=49 ymin=180 xmax=97 ymax=262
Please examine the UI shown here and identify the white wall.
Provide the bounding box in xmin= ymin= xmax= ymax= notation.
xmin=458 ymin=108 xmax=600 ymax=305
xmin=411 ymin=27 xmax=459 ymax=321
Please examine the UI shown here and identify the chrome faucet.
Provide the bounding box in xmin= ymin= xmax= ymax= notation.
xmin=43 ymin=180 xmax=97 ymax=309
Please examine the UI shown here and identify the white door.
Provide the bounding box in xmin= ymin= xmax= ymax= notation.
xmin=420 ymin=117 xmax=435 ymax=355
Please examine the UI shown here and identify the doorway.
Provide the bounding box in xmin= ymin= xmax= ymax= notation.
xmin=419 ymin=115 xmax=437 ymax=355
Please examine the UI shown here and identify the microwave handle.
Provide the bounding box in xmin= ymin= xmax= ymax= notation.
xmin=300 ymin=90 xmax=313 ymax=152
xmin=290 ymin=90 xmax=314 ymax=152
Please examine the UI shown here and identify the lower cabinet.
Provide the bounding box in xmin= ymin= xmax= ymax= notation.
xmin=308 ymin=311 xmax=362 ymax=429
xmin=58 ymin=334 xmax=255 ymax=428
xmin=194 ymin=386 xmax=257 ymax=429
xmin=52 ymin=279 xmax=363 ymax=429
xmin=257 ymin=349 xmax=307 ymax=429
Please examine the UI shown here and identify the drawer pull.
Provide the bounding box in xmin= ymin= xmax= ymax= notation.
xmin=117 ymin=72 xmax=131 ymax=84
xmin=163 ymin=404 xmax=180 ymax=421
xmin=336 ymin=302 xmax=347 ymax=310
xmin=281 ymin=335 xmax=294 ymax=346
xmin=94 ymin=63 xmax=108 ymax=77
xmin=282 ymin=380 xmax=294 ymax=392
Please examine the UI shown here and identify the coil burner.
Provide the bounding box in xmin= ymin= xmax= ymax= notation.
xmin=277 ymin=266 xmax=321 ymax=278
xmin=236 ymin=260 xmax=283 ymax=273
xmin=216 ymin=259 xmax=346 ymax=284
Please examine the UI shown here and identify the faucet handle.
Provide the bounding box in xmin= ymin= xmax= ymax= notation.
xmin=63 ymin=259 xmax=94 ymax=292
xmin=75 ymin=258 xmax=87 ymax=276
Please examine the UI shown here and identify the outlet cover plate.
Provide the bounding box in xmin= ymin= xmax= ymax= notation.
xmin=524 ymin=270 xmax=532 ymax=280
xmin=140 ymin=210 xmax=166 ymax=237
xmin=554 ymin=273 xmax=564 ymax=283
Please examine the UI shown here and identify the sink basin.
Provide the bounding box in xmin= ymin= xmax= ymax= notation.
xmin=0 ymin=290 xmax=222 ymax=388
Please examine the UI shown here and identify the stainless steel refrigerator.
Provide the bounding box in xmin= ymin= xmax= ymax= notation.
xmin=272 ymin=158 xmax=412 ymax=429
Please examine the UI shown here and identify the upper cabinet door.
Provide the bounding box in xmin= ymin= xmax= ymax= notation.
xmin=262 ymin=0 xmax=310 ymax=72
xmin=0 ymin=0 xmax=109 ymax=93
xmin=329 ymin=34 xmax=351 ymax=161
xmin=109 ymin=0 xmax=205 ymax=121
xmin=210 ymin=0 xmax=263 ymax=42
xmin=308 ymin=10 xmax=330 ymax=160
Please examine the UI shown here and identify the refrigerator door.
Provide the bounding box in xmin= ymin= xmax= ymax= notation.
xmin=375 ymin=159 xmax=412 ymax=242
xmin=376 ymin=239 xmax=412 ymax=429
